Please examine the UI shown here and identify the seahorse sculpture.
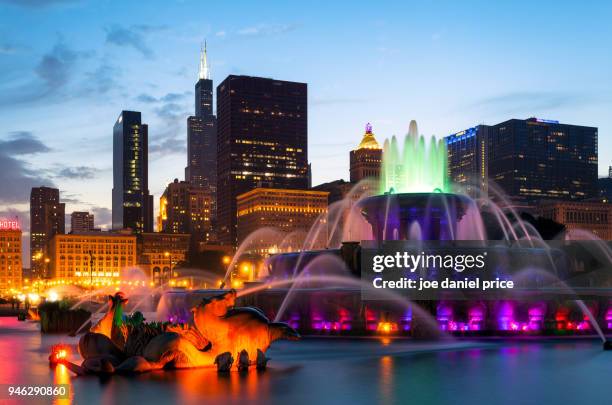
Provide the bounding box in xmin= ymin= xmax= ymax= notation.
xmin=58 ymin=290 xmax=299 ymax=375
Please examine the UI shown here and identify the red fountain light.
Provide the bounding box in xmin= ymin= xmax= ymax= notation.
xmin=49 ymin=344 xmax=71 ymax=367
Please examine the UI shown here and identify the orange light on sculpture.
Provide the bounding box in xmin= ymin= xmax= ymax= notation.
xmin=222 ymin=255 xmax=231 ymax=265
xmin=49 ymin=344 xmax=71 ymax=366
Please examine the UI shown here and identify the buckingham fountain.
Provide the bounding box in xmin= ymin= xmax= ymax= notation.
xmin=53 ymin=120 xmax=612 ymax=375
xmin=151 ymin=120 xmax=612 ymax=341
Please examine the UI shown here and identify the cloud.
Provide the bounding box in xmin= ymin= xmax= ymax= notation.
xmin=35 ymin=41 xmax=88 ymax=89
xmin=473 ymin=91 xmax=593 ymax=114
xmin=83 ymin=62 xmax=121 ymax=95
xmin=59 ymin=193 xmax=83 ymax=204
xmin=55 ymin=166 xmax=98 ymax=180
xmin=105 ymin=24 xmax=165 ymax=58
xmin=0 ymin=43 xmax=19 ymax=54
xmin=137 ymin=93 xmax=158 ymax=103
xmin=1 ymin=131 xmax=51 ymax=154
xmin=235 ymin=23 xmax=299 ymax=37
xmin=91 ymin=206 xmax=112 ymax=229
xmin=136 ymin=91 xmax=188 ymax=104
xmin=133 ymin=91 xmax=189 ymax=157
xmin=0 ymin=39 xmax=91 ymax=106
xmin=0 ymin=132 xmax=55 ymax=203
xmin=148 ymin=99 xmax=189 ymax=156
xmin=215 ymin=31 xmax=226 ymax=38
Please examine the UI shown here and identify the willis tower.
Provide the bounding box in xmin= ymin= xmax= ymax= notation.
xmin=185 ymin=42 xmax=217 ymax=221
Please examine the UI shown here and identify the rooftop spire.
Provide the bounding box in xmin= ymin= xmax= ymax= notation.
xmin=198 ymin=40 xmax=210 ymax=80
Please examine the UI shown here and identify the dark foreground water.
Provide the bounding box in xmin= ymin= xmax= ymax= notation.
xmin=0 ymin=317 xmax=609 ymax=405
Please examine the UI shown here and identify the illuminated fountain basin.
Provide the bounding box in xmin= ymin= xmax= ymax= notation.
xmin=357 ymin=192 xmax=472 ymax=241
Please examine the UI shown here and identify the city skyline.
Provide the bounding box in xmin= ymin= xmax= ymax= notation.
xmin=1 ymin=0 xmax=612 ymax=259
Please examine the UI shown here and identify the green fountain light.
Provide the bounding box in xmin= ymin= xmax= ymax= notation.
xmin=379 ymin=120 xmax=451 ymax=195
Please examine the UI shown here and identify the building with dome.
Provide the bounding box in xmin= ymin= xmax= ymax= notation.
xmin=350 ymin=123 xmax=382 ymax=183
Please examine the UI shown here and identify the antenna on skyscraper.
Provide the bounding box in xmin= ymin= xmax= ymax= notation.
xmin=198 ymin=39 xmax=210 ymax=80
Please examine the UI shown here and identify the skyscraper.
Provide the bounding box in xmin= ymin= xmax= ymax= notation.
xmin=112 ymin=111 xmax=153 ymax=233
xmin=446 ymin=125 xmax=488 ymax=198
xmin=185 ymin=43 xmax=217 ymax=222
xmin=216 ymin=75 xmax=309 ymax=245
xmin=350 ymin=123 xmax=382 ymax=183
xmin=30 ymin=186 xmax=65 ymax=278
xmin=70 ymin=211 xmax=95 ymax=234
xmin=446 ymin=118 xmax=598 ymax=202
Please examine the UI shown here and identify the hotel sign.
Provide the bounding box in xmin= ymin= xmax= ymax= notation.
xmin=0 ymin=219 xmax=20 ymax=231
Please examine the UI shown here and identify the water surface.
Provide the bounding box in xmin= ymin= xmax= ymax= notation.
xmin=0 ymin=318 xmax=608 ymax=405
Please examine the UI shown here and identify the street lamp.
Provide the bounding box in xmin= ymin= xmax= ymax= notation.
xmin=164 ymin=251 xmax=172 ymax=286
xmin=43 ymin=258 xmax=50 ymax=294
xmin=88 ymin=250 xmax=94 ymax=292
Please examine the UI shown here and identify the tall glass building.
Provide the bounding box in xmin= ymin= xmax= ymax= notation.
xmin=112 ymin=110 xmax=153 ymax=233
xmin=216 ymin=75 xmax=308 ymax=246
xmin=446 ymin=118 xmax=598 ymax=202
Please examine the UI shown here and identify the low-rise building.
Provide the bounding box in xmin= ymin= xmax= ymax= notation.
xmin=537 ymin=200 xmax=612 ymax=240
xmin=237 ymin=188 xmax=329 ymax=254
xmin=137 ymin=232 xmax=190 ymax=286
xmin=48 ymin=231 xmax=137 ymax=283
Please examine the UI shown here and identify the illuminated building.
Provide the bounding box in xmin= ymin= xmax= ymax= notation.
xmin=536 ymin=200 xmax=612 ymax=240
xmin=30 ymin=187 xmax=65 ymax=278
xmin=158 ymin=179 xmax=212 ymax=246
xmin=48 ymin=232 xmax=136 ymax=283
xmin=70 ymin=211 xmax=95 ymax=234
xmin=186 ymin=43 xmax=217 ymax=221
xmin=446 ymin=118 xmax=598 ymax=202
xmin=216 ymin=75 xmax=309 ymax=246
xmin=236 ymin=188 xmax=328 ymax=254
xmin=137 ymin=233 xmax=189 ymax=286
xmin=445 ymin=125 xmax=488 ymax=198
xmin=112 ymin=111 xmax=153 ymax=233
xmin=350 ymin=123 xmax=382 ymax=183
xmin=0 ymin=219 xmax=22 ymax=293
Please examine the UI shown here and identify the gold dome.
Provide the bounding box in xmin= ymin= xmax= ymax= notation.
xmin=357 ymin=123 xmax=381 ymax=150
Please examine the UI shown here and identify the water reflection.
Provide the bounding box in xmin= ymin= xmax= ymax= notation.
xmin=0 ymin=318 xmax=608 ymax=404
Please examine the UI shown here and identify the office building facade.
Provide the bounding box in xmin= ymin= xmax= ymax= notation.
xmin=236 ymin=188 xmax=328 ymax=254
xmin=48 ymin=232 xmax=136 ymax=283
xmin=112 ymin=110 xmax=153 ymax=233
xmin=137 ymin=232 xmax=190 ymax=286
xmin=446 ymin=125 xmax=488 ymax=198
xmin=216 ymin=75 xmax=309 ymax=245
xmin=446 ymin=118 xmax=597 ymax=202
xmin=71 ymin=211 xmax=95 ymax=234
xmin=158 ymin=179 xmax=212 ymax=245
xmin=30 ymin=186 xmax=65 ymax=278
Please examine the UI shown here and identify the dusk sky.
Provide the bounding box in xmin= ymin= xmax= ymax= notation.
xmin=1 ymin=0 xmax=611 ymax=259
